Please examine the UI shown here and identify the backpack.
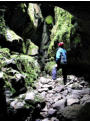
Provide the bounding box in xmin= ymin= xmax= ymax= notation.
xmin=60 ymin=49 xmax=67 ymax=64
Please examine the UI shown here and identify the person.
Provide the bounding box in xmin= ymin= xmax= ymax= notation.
xmin=52 ymin=42 xmax=67 ymax=85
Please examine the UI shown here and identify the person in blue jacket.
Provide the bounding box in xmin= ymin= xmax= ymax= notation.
xmin=52 ymin=42 xmax=67 ymax=85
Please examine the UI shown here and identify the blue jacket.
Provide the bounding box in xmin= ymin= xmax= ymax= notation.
xmin=56 ymin=47 xmax=67 ymax=64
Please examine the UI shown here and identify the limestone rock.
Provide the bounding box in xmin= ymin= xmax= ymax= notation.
xmin=25 ymin=92 xmax=35 ymax=101
xmin=53 ymin=98 xmax=66 ymax=110
xmin=47 ymin=108 xmax=57 ymax=117
xmin=5 ymin=28 xmax=23 ymax=52
xmin=67 ymin=98 xmax=80 ymax=106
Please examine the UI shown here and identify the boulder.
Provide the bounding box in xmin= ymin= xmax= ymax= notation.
xmin=25 ymin=40 xmax=39 ymax=55
xmin=25 ymin=92 xmax=35 ymax=101
xmin=54 ymin=85 xmax=64 ymax=93
xmin=53 ymin=98 xmax=66 ymax=110
xmin=5 ymin=28 xmax=23 ymax=52
xmin=72 ymin=88 xmax=90 ymax=97
xmin=80 ymin=95 xmax=90 ymax=105
xmin=10 ymin=99 xmax=25 ymax=109
xmin=47 ymin=108 xmax=57 ymax=117
xmin=67 ymin=98 xmax=80 ymax=106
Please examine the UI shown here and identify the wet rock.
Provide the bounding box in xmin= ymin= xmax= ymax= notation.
xmin=25 ymin=92 xmax=35 ymax=101
xmin=67 ymin=75 xmax=77 ymax=81
xmin=80 ymin=80 xmax=86 ymax=86
xmin=10 ymin=99 xmax=25 ymax=109
xmin=71 ymin=82 xmax=83 ymax=89
xmin=42 ymin=105 xmax=48 ymax=112
xmin=47 ymin=108 xmax=57 ymax=117
xmin=51 ymin=117 xmax=59 ymax=121
xmin=5 ymin=89 xmax=12 ymax=100
xmin=66 ymin=94 xmax=80 ymax=100
xmin=40 ymin=91 xmax=47 ymax=98
xmin=6 ymin=28 xmax=23 ymax=52
xmin=39 ymin=77 xmax=50 ymax=84
xmin=53 ymin=95 xmax=62 ymax=102
xmin=53 ymin=98 xmax=66 ymax=110
xmin=10 ymin=99 xmax=18 ymax=107
xmin=66 ymin=87 xmax=72 ymax=93
xmin=72 ymin=88 xmax=90 ymax=96
xmin=42 ymin=84 xmax=52 ymax=89
xmin=40 ymin=111 xmax=48 ymax=118
xmin=38 ymin=88 xmax=48 ymax=93
xmin=54 ymin=85 xmax=64 ymax=93
xmin=14 ymin=101 xmax=25 ymax=109
xmin=42 ymin=118 xmax=50 ymax=121
xmin=18 ymin=93 xmax=25 ymax=99
xmin=62 ymin=90 xmax=68 ymax=96
xmin=80 ymin=95 xmax=90 ymax=105
xmin=35 ymin=119 xmax=41 ymax=121
xmin=67 ymin=98 xmax=80 ymax=106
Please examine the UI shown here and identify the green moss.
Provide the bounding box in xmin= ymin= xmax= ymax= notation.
xmin=44 ymin=61 xmax=62 ymax=76
xmin=5 ymin=80 xmax=16 ymax=94
xmin=0 ymin=48 xmax=10 ymax=70
xmin=28 ymin=3 xmax=35 ymax=27
xmin=73 ymin=35 xmax=81 ymax=47
xmin=45 ymin=15 xmax=53 ymax=24
xmin=3 ymin=72 xmax=16 ymax=94
xmin=15 ymin=55 xmax=40 ymax=87
xmin=48 ymin=7 xmax=73 ymax=57
xmin=22 ymin=40 xmax=38 ymax=55
xmin=0 ymin=12 xmax=6 ymax=35
xmin=22 ymin=42 xmax=26 ymax=54
xmin=19 ymin=3 xmax=27 ymax=13
xmin=34 ymin=94 xmax=44 ymax=103
xmin=45 ymin=61 xmax=56 ymax=75
xmin=5 ymin=28 xmax=23 ymax=42
xmin=0 ymin=48 xmax=10 ymax=56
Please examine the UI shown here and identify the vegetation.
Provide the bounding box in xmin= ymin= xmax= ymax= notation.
xmin=45 ymin=61 xmax=56 ymax=75
xmin=0 ymin=11 xmax=6 ymax=36
xmin=15 ymin=55 xmax=40 ymax=87
xmin=48 ymin=7 xmax=81 ymax=58
xmin=45 ymin=15 xmax=53 ymax=25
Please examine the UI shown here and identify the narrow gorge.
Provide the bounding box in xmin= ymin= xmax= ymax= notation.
xmin=0 ymin=2 xmax=90 ymax=121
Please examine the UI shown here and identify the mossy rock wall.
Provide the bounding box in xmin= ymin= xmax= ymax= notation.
xmin=47 ymin=6 xmax=90 ymax=70
xmin=11 ymin=54 xmax=40 ymax=87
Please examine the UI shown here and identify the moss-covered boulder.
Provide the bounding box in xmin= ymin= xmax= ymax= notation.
xmin=45 ymin=61 xmax=56 ymax=75
xmin=11 ymin=54 xmax=40 ymax=87
xmin=23 ymin=39 xmax=39 ymax=55
xmin=5 ymin=28 xmax=23 ymax=42
xmin=0 ymin=48 xmax=10 ymax=70
xmin=45 ymin=61 xmax=62 ymax=76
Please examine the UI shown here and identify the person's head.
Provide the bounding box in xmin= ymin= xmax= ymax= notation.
xmin=58 ymin=42 xmax=64 ymax=48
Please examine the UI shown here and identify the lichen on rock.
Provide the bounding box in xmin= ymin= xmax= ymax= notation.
xmin=5 ymin=28 xmax=23 ymax=42
xmin=13 ymin=54 xmax=40 ymax=87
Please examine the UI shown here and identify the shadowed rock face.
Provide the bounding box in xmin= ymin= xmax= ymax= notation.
xmin=0 ymin=2 xmax=90 ymax=73
xmin=41 ymin=2 xmax=90 ymax=75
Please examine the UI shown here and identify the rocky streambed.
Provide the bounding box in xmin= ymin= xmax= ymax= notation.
xmin=5 ymin=74 xmax=90 ymax=121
